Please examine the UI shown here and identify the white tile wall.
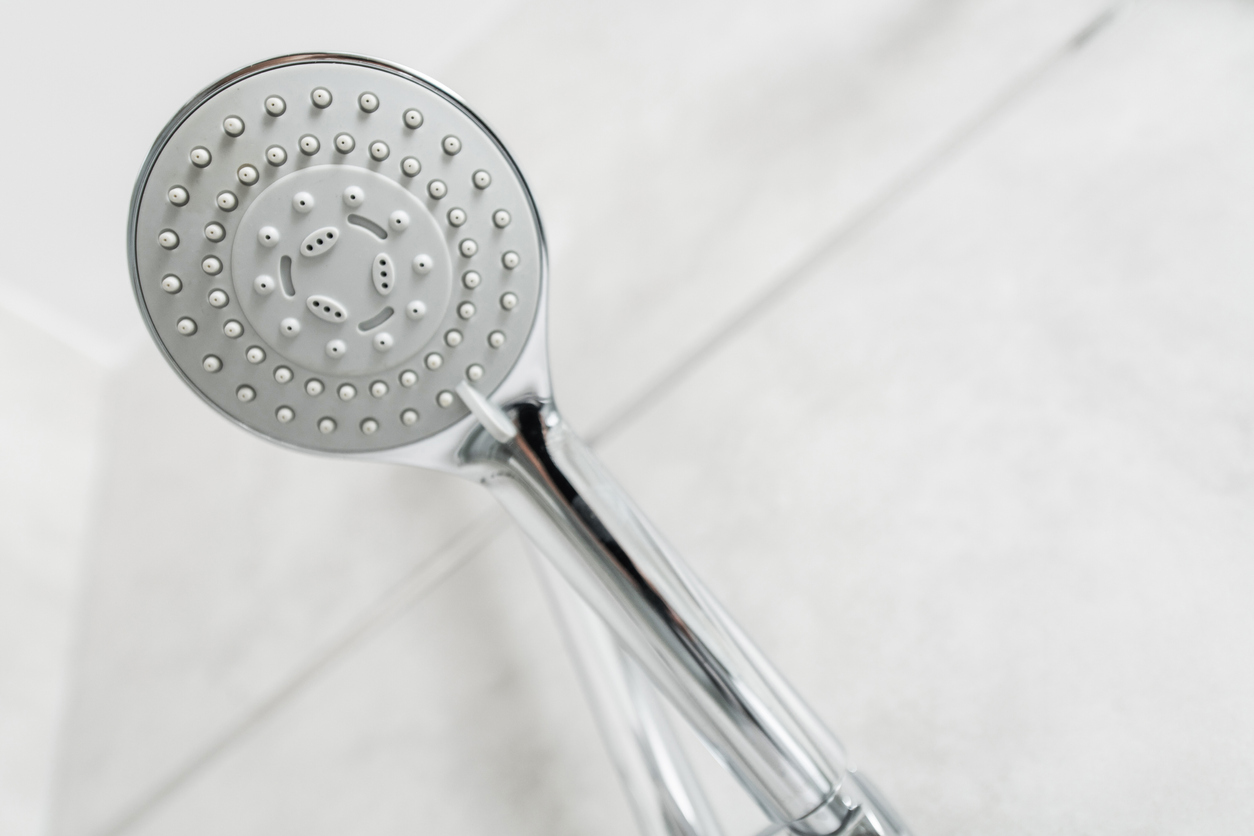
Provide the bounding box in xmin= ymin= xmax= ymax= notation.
xmin=0 ymin=310 xmax=106 ymax=836
xmin=120 ymin=534 xmax=641 ymax=836
xmin=446 ymin=0 xmax=1114 ymax=431
xmin=1 ymin=0 xmax=1249 ymax=835
xmin=47 ymin=352 xmax=495 ymax=836
xmin=595 ymin=1 xmax=1254 ymax=831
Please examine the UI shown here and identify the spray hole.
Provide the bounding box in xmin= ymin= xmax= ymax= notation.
xmin=358 ymin=306 xmax=395 ymax=332
xmin=347 ymin=214 xmax=387 ymax=239
xmin=280 ymin=256 xmax=294 ymax=296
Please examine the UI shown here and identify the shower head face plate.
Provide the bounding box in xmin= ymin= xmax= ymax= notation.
xmin=131 ymin=56 xmax=543 ymax=453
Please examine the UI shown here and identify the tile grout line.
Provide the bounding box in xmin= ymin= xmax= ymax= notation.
xmin=92 ymin=7 xmax=1126 ymax=833
xmin=92 ymin=510 xmax=510 ymax=836
xmin=586 ymin=2 xmax=1127 ymax=447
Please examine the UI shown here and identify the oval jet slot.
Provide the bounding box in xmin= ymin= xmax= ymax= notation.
xmin=372 ymin=253 xmax=396 ymax=295
xmin=358 ymin=306 xmax=394 ymax=332
xmin=307 ymin=295 xmax=348 ymax=323
xmin=280 ymin=255 xmax=295 ymax=297
xmin=347 ymin=214 xmax=388 ymax=240
xmin=300 ymin=227 xmax=340 ymax=257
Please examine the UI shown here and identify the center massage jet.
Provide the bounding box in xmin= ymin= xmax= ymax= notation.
xmin=128 ymin=53 xmax=912 ymax=836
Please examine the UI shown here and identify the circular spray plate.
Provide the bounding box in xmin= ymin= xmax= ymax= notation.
xmin=132 ymin=58 xmax=543 ymax=453
xmin=230 ymin=166 xmax=454 ymax=376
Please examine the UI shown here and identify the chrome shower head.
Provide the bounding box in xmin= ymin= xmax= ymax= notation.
xmin=129 ymin=54 xmax=548 ymax=454
xmin=127 ymin=53 xmax=910 ymax=836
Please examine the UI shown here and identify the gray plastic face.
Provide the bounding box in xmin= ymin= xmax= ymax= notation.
xmin=131 ymin=57 xmax=543 ymax=453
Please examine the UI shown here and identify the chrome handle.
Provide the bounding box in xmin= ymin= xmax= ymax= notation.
xmin=460 ymin=399 xmax=857 ymax=833
xmin=532 ymin=549 xmax=724 ymax=836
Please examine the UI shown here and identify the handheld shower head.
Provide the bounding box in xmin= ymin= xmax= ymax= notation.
xmin=128 ymin=54 xmax=910 ymax=836
xmin=130 ymin=54 xmax=548 ymax=455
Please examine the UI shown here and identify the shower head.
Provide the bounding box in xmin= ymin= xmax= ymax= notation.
xmin=128 ymin=53 xmax=909 ymax=836
xmin=129 ymin=54 xmax=549 ymax=457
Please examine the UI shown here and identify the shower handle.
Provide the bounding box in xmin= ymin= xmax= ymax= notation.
xmin=459 ymin=396 xmax=860 ymax=835
xmin=532 ymin=550 xmax=724 ymax=836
